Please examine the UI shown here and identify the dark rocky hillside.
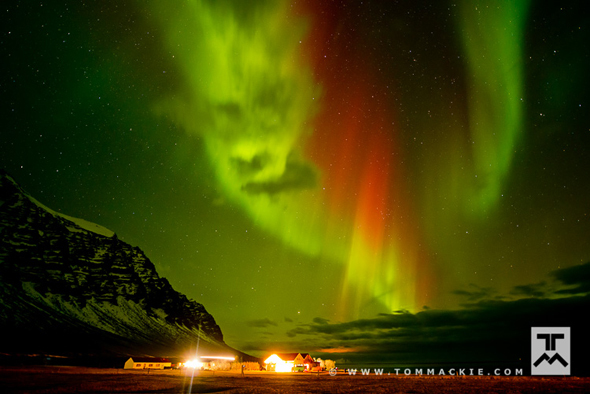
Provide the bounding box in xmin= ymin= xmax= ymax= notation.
xmin=0 ymin=170 xmax=239 ymax=359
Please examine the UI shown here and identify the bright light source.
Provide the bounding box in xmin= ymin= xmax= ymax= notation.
xmin=264 ymin=354 xmax=283 ymax=364
xmin=264 ymin=354 xmax=293 ymax=372
xmin=275 ymin=361 xmax=294 ymax=373
xmin=184 ymin=359 xmax=203 ymax=369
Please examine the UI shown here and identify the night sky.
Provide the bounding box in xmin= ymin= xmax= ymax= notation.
xmin=2 ymin=1 xmax=590 ymax=364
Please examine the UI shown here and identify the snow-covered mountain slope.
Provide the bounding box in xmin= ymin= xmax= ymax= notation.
xmin=0 ymin=170 xmax=237 ymax=358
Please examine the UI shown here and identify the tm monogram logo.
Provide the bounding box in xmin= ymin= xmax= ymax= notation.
xmin=531 ymin=327 xmax=570 ymax=375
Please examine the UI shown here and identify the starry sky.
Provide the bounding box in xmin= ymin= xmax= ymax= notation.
xmin=2 ymin=0 xmax=590 ymax=367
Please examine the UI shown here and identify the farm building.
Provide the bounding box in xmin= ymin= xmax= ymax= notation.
xmin=264 ymin=353 xmax=320 ymax=372
xmin=123 ymin=357 xmax=172 ymax=370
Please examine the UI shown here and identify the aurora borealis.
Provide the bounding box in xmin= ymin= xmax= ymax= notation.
xmin=2 ymin=0 xmax=590 ymax=366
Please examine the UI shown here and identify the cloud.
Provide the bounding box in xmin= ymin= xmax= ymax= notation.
xmin=452 ymin=284 xmax=497 ymax=301
xmin=286 ymin=295 xmax=589 ymax=365
xmin=510 ymin=281 xmax=548 ymax=298
xmin=246 ymin=318 xmax=278 ymax=328
xmin=239 ymin=262 xmax=590 ymax=374
xmin=241 ymin=157 xmax=317 ymax=195
xmin=279 ymin=263 xmax=590 ymax=373
xmin=231 ymin=154 xmax=268 ymax=176
xmin=551 ymin=262 xmax=590 ymax=295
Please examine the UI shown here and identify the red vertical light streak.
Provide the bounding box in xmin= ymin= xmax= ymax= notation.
xmin=293 ymin=0 xmax=435 ymax=310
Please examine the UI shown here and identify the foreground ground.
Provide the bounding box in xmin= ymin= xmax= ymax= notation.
xmin=0 ymin=366 xmax=588 ymax=393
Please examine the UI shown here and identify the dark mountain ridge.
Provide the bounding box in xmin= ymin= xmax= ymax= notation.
xmin=0 ymin=170 xmax=244 ymax=360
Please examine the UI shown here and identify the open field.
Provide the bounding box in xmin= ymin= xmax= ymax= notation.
xmin=0 ymin=366 xmax=589 ymax=393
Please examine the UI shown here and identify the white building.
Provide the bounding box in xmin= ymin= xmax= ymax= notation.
xmin=124 ymin=357 xmax=172 ymax=370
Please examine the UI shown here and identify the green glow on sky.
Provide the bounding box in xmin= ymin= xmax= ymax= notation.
xmin=3 ymin=0 xmax=590 ymax=358
xmin=459 ymin=0 xmax=531 ymax=216
xmin=152 ymin=0 xmax=332 ymax=256
xmin=150 ymin=0 xmax=422 ymax=319
xmin=149 ymin=0 xmax=536 ymax=321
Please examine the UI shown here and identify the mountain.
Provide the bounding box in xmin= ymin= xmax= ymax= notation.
xmin=0 ymin=170 xmax=242 ymax=360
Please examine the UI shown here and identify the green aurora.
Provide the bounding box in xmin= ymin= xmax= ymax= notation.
xmin=2 ymin=0 xmax=589 ymax=361
xmin=459 ymin=0 xmax=531 ymax=216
